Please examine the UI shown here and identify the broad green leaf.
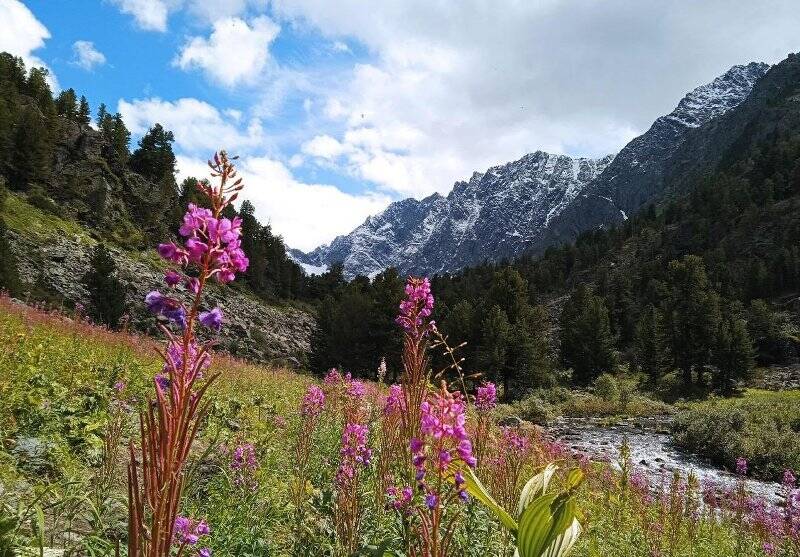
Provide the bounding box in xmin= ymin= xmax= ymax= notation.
xmin=517 ymin=463 xmax=558 ymax=517
xmin=542 ymin=518 xmax=582 ymax=557
xmin=517 ymin=491 xmax=579 ymax=557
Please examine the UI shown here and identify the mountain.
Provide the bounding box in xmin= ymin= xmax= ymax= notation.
xmin=294 ymin=62 xmax=770 ymax=278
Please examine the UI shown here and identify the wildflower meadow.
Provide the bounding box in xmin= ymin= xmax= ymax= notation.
xmin=1 ymin=151 xmax=798 ymax=557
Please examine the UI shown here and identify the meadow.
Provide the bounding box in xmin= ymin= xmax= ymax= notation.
xmin=1 ymin=294 xmax=798 ymax=556
xmin=1 ymin=153 xmax=798 ymax=557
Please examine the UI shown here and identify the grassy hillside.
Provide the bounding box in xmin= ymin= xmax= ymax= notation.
xmin=1 ymin=297 xmax=796 ymax=556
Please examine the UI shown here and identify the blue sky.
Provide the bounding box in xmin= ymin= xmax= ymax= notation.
xmin=2 ymin=0 xmax=800 ymax=250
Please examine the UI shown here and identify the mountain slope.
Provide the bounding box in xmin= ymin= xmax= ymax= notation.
xmin=296 ymin=62 xmax=770 ymax=278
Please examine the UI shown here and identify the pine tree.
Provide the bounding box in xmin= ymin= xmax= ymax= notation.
xmin=96 ymin=103 xmax=109 ymax=128
xmin=129 ymin=123 xmax=176 ymax=185
xmin=560 ymin=284 xmax=616 ymax=385
xmin=664 ymin=255 xmax=721 ymax=389
xmin=634 ymin=304 xmax=667 ymax=381
xmin=82 ymin=244 xmax=127 ymax=328
xmin=55 ymin=88 xmax=78 ymax=120
xmin=10 ymin=104 xmax=51 ymax=189
xmin=0 ymin=217 xmax=20 ymax=295
xmin=713 ymin=315 xmax=754 ymax=395
xmin=509 ymin=304 xmax=554 ymax=391
xmin=478 ymin=305 xmax=511 ymax=393
xmin=77 ymin=96 xmax=91 ymax=126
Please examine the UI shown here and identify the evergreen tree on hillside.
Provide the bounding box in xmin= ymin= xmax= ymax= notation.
xmin=96 ymin=103 xmax=109 ymax=128
xmin=713 ymin=313 xmax=754 ymax=395
xmin=10 ymin=104 xmax=51 ymax=189
xmin=109 ymin=113 xmax=130 ymax=166
xmin=634 ymin=304 xmax=668 ymax=381
xmin=129 ymin=123 xmax=176 ymax=185
xmin=560 ymin=284 xmax=616 ymax=384
xmin=55 ymin=88 xmax=78 ymax=120
xmin=0 ymin=215 xmax=20 ymax=295
xmin=509 ymin=304 xmax=554 ymax=391
xmin=77 ymin=96 xmax=91 ymax=126
xmin=82 ymin=244 xmax=127 ymax=328
xmin=478 ymin=305 xmax=510 ymax=391
xmin=663 ymin=256 xmax=721 ymax=389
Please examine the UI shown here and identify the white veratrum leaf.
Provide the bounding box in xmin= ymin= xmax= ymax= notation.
xmin=517 ymin=491 xmax=579 ymax=557
xmin=517 ymin=463 xmax=558 ymax=518
xmin=542 ymin=517 xmax=582 ymax=557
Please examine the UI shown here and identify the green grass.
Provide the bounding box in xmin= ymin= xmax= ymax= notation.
xmin=672 ymin=389 xmax=800 ymax=481
xmin=0 ymin=300 xmax=792 ymax=556
xmin=1 ymin=194 xmax=89 ymax=240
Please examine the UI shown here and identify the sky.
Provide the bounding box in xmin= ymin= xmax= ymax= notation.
xmin=1 ymin=0 xmax=799 ymax=251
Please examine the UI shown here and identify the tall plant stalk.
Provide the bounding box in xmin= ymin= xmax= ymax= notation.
xmin=127 ymin=151 xmax=247 ymax=557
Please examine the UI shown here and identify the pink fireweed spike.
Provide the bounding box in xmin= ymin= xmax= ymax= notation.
xmin=127 ymin=151 xmax=247 ymax=557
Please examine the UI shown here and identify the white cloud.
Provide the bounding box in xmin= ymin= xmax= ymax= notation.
xmin=0 ymin=0 xmax=57 ymax=89
xmin=301 ymin=134 xmax=350 ymax=160
xmin=72 ymin=40 xmax=106 ymax=71
xmin=272 ymin=0 xmax=800 ymax=199
xmin=118 ymin=97 xmax=266 ymax=155
xmin=174 ymin=16 xmax=280 ymax=87
xmin=176 ymin=155 xmax=391 ymax=251
xmin=110 ymin=0 xmax=174 ymax=32
xmin=331 ymin=40 xmax=350 ymax=53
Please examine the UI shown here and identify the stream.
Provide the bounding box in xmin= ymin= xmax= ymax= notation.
xmin=546 ymin=416 xmax=784 ymax=506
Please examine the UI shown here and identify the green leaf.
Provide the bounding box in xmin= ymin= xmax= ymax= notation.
xmin=517 ymin=463 xmax=558 ymax=517
xmin=451 ymin=464 xmax=518 ymax=534
xmin=517 ymin=492 xmax=579 ymax=557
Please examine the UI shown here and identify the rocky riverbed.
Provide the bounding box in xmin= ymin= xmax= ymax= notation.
xmin=547 ymin=416 xmax=785 ymax=506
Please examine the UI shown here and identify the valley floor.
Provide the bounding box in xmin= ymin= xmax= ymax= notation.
xmin=1 ymin=297 xmax=797 ymax=556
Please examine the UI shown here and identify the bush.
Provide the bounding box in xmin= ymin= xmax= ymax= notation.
xmin=593 ymin=373 xmax=619 ymax=402
xmin=26 ymin=186 xmax=59 ymax=215
xmin=672 ymin=390 xmax=800 ymax=481
xmin=512 ymin=395 xmax=557 ymax=425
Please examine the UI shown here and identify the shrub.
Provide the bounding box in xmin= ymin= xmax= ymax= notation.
xmin=593 ymin=373 xmax=619 ymax=402
xmin=672 ymin=390 xmax=800 ymax=481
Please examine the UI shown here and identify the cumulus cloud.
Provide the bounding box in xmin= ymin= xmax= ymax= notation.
xmin=173 ymin=16 xmax=280 ymax=87
xmin=72 ymin=40 xmax=106 ymax=71
xmin=176 ymin=154 xmax=391 ymax=251
xmin=0 ymin=0 xmax=57 ymax=88
xmin=272 ymin=0 xmax=800 ymax=198
xmin=118 ymin=97 xmax=267 ymax=155
xmin=110 ymin=0 xmax=176 ymax=32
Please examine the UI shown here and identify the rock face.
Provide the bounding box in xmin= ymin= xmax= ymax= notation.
xmin=8 ymin=228 xmax=314 ymax=363
xmin=294 ymin=62 xmax=770 ymax=278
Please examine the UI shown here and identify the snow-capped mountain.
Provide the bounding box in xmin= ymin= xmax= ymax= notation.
xmin=294 ymin=62 xmax=770 ymax=278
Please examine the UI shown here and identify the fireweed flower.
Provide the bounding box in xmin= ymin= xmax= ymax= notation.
xmin=335 ymin=422 xmax=372 ymax=555
xmin=413 ymin=385 xmax=476 ymax=503
xmin=198 ymin=307 xmax=223 ymax=331
xmin=228 ymin=442 xmax=259 ymax=490
xmin=395 ymin=277 xmax=435 ymax=333
xmin=128 ymin=151 xmax=246 ymax=557
xmin=301 ymin=385 xmax=325 ymax=418
xmin=173 ymin=515 xmax=211 ymax=548
xmin=736 ymin=457 xmax=748 ymax=476
xmin=475 ymin=382 xmax=497 ymax=413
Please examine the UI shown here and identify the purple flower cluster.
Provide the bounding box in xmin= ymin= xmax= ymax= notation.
xmin=145 ymin=291 xmax=187 ymax=329
xmin=159 ymin=204 xmax=248 ymax=284
xmin=336 ymin=423 xmax=372 ymax=486
xmin=395 ymin=277 xmax=435 ymax=332
xmin=499 ymin=426 xmax=530 ymax=455
xmin=736 ymin=457 xmax=748 ymax=476
xmin=229 ymin=442 xmax=259 ymax=490
xmin=386 ymin=485 xmax=413 ymax=512
xmin=301 ymin=385 xmax=325 ymax=418
xmin=383 ymin=384 xmax=405 ymax=416
xmin=475 ymin=382 xmax=497 ymax=413
xmin=412 ymin=387 xmax=476 ymax=507
xmin=173 ymin=515 xmax=211 ymax=555
xmin=162 ymin=340 xmax=211 ymax=381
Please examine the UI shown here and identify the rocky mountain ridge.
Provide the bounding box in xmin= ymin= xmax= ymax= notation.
xmin=295 ymin=61 xmax=771 ymax=278
xmin=7 ymin=222 xmax=314 ymax=364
